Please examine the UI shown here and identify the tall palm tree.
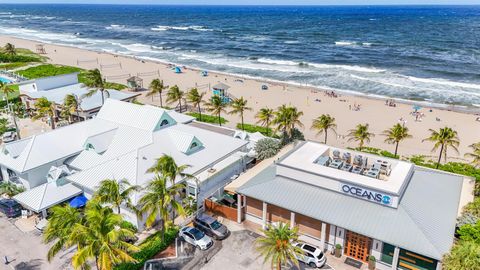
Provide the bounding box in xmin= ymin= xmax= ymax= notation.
xmin=147 ymin=154 xmax=191 ymax=184
xmin=44 ymin=204 xmax=83 ymax=262
xmin=273 ymin=105 xmax=304 ymax=139
xmin=62 ymin=94 xmax=81 ymax=123
xmin=423 ymin=127 xmax=460 ymax=169
xmin=256 ymin=222 xmax=303 ymax=270
xmin=68 ymin=201 xmax=139 ymax=270
xmin=138 ymin=175 xmax=185 ymax=241
xmin=147 ymin=79 xmax=166 ymax=107
xmin=229 ymin=97 xmax=252 ymax=130
xmin=255 ymin=107 xmax=274 ymax=136
xmin=186 ymin=88 xmax=205 ymax=121
xmin=204 ymin=95 xmax=227 ymax=126
xmin=465 ymin=142 xmax=480 ymax=168
xmin=382 ymin=123 xmax=412 ymax=157
xmin=94 ymin=178 xmax=141 ymax=214
xmin=83 ymin=69 xmax=109 ymax=105
xmin=0 ymin=81 xmax=20 ymax=138
xmin=311 ymin=114 xmax=337 ymax=144
xmin=32 ymin=97 xmax=56 ymax=130
xmin=347 ymin=123 xmax=375 ymax=150
xmin=166 ymin=85 xmax=184 ymax=112
xmin=3 ymin=43 xmax=16 ymax=55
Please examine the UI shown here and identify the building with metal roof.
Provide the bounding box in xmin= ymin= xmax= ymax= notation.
xmin=1 ymin=99 xmax=250 ymax=228
xmin=234 ymin=141 xmax=474 ymax=270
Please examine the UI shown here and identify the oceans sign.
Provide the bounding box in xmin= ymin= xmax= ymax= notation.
xmin=340 ymin=183 xmax=394 ymax=207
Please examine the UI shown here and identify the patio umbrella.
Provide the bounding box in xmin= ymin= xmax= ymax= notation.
xmin=69 ymin=194 xmax=88 ymax=208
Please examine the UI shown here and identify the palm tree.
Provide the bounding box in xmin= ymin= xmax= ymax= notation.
xmin=0 ymin=182 xmax=25 ymax=197
xmin=311 ymin=114 xmax=337 ymax=144
xmin=205 ymin=95 xmax=227 ymax=126
xmin=94 ymin=178 xmax=141 ymax=214
xmin=3 ymin=43 xmax=16 ymax=55
xmin=423 ymin=127 xmax=460 ymax=169
xmin=166 ymin=85 xmax=185 ymax=112
xmin=465 ymin=142 xmax=480 ymax=168
xmin=186 ymin=88 xmax=205 ymax=121
xmin=382 ymin=123 xmax=412 ymax=157
xmin=256 ymin=222 xmax=303 ymax=270
xmin=147 ymin=154 xmax=191 ymax=184
xmin=32 ymin=97 xmax=56 ymax=130
xmin=138 ymin=175 xmax=185 ymax=241
xmin=229 ymin=97 xmax=252 ymax=130
xmin=273 ymin=105 xmax=304 ymax=139
xmin=68 ymin=201 xmax=139 ymax=270
xmin=62 ymin=94 xmax=81 ymax=123
xmin=347 ymin=123 xmax=375 ymax=150
xmin=44 ymin=205 xmax=83 ymax=262
xmin=82 ymin=69 xmax=109 ymax=105
xmin=255 ymin=107 xmax=274 ymax=136
xmin=147 ymin=79 xmax=166 ymax=107
xmin=0 ymin=81 xmax=20 ymax=138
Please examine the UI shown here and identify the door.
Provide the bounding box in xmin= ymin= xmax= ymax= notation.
xmin=344 ymin=230 xmax=372 ymax=262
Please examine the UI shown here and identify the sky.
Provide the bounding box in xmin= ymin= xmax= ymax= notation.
xmin=0 ymin=0 xmax=479 ymax=5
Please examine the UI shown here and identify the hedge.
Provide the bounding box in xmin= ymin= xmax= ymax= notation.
xmin=236 ymin=123 xmax=272 ymax=136
xmin=114 ymin=227 xmax=178 ymax=270
xmin=0 ymin=53 xmax=40 ymax=63
xmin=187 ymin=112 xmax=227 ymax=124
xmin=17 ymin=64 xmax=82 ymax=79
xmin=349 ymin=146 xmax=399 ymax=159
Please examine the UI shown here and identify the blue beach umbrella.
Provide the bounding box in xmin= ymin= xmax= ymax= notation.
xmin=69 ymin=194 xmax=88 ymax=208
xmin=412 ymin=105 xmax=422 ymax=112
xmin=174 ymin=67 xmax=182 ymax=73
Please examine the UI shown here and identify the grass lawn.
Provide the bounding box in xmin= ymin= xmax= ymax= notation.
xmin=187 ymin=112 xmax=227 ymax=124
xmin=0 ymin=62 xmax=30 ymax=70
xmin=17 ymin=64 xmax=127 ymax=90
xmin=236 ymin=123 xmax=272 ymax=136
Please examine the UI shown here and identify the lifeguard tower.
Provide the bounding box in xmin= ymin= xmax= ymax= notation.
xmin=212 ymin=82 xmax=232 ymax=103
xmin=126 ymin=76 xmax=143 ymax=92
xmin=35 ymin=44 xmax=46 ymax=54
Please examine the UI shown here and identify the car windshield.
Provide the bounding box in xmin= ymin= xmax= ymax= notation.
xmin=210 ymin=220 xmax=222 ymax=230
xmin=191 ymin=228 xmax=205 ymax=240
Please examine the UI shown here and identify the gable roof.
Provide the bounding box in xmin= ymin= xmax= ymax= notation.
xmin=237 ymin=166 xmax=464 ymax=260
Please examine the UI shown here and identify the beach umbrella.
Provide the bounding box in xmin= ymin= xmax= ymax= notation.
xmin=412 ymin=105 xmax=422 ymax=112
xmin=174 ymin=67 xmax=182 ymax=73
xmin=201 ymin=70 xmax=208 ymax=77
xmin=69 ymin=194 xmax=88 ymax=208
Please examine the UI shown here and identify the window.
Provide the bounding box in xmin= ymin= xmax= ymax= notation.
xmin=85 ymin=143 xmax=95 ymax=151
xmin=160 ymin=119 xmax=169 ymax=126
xmin=190 ymin=142 xmax=198 ymax=149
xmin=187 ymin=185 xmax=197 ymax=197
xmin=303 ymin=245 xmax=316 ymax=253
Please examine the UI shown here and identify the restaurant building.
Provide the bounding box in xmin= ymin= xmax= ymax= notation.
xmin=236 ymin=141 xmax=474 ymax=270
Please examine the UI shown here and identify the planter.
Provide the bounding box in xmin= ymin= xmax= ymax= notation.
xmin=368 ymin=256 xmax=376 ymax=270
xmin=335 ymin=244 xmax=342 ymax=258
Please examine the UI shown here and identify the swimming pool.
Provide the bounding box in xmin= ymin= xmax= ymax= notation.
xmin=0 ymin=77 xmax=11 ymax=83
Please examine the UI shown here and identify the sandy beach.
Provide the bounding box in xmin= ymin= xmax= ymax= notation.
xmin=1 ymin=35 xmax=479 ymax=160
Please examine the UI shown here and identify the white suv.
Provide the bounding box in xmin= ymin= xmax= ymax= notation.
xmin=179 ymin=226 xmax=213 ymax=250
xmin=294 ymin=242 xmax=327 ymax=268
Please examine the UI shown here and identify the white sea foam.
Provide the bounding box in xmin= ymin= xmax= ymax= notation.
xmin=151 ymin=25 xmax=212 ymax=32
xmin=335 ymin=41 xmax=357 ymax=46
xmin=407 ymin=76 xmax=480 ymax=90
xmin=256 ymin=58 xmax=299 ymax=66
xmin=284 ymin=40 xmax=300 ymax=44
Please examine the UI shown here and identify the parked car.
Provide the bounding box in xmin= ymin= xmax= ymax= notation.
xmin=0 ymin=199 xmax=22 ymax=218
xmin=2 ymin=131 xmax=17 ymax=143
xmin=179 ymin=226 xmax=213 ymax=250
xmin=193 ymin=214 xmax=230 ymax=240
xmin=293 ymin=242 xmax=327 ymax=268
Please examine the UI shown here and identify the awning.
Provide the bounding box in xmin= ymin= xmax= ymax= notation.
xmin=13 ymin=179 xmax=82 ymax=213
xmin=69 ymin=194 xmax=88 ymax=208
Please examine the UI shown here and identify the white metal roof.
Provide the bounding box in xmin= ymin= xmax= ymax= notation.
xmin=13 ymin=179 xmax=82 ymax=212
xmin=237 ymin=164 xmax=465 ymax=260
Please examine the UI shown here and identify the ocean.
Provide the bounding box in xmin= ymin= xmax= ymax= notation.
xmin=0 ymin=4 xmax=479 ymax=108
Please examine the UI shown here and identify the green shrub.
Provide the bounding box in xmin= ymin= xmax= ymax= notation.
xmin=349 ymin=146 xmax=399 ymax=159
xmin=187 ymin=112 xmax=227 ymax=124
xmin=236 ymin=123 xmax=272 ymax=136
xmin=255 ymin=138 xmax=281 ymax=160
xmin=0 ymin=53 xmax=40 ymax=63
xmin=115 ymin=227 xmax=178 ymax=270
xmin=0 ymin=62 xmax=29 ymax=70
xmin=368 ymin=255 xmax=376 ymax=262
xmin=104 ymin=81 xmax=127 ymax=90
xmin=335 ymin=244 xmax=342 ymax=249
xmin=17 ymin=64 xmax=82 ymax=79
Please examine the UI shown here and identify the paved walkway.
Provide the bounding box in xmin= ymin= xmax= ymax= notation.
xmin=0 ymin=215 xmax=73 ymax=270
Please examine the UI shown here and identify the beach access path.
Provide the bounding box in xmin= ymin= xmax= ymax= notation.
xmin=1 ymin=35 xmax=479 ymax=160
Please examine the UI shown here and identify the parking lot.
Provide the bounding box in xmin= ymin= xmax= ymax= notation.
xmin=0 ymin=214 xmax=73 ymax=270
xmin=201 ymin=230 xmax=333 ymax=270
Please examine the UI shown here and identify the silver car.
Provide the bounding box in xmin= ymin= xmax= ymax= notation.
xmin=179 ymin=226 xmax=213 ymax=250
xmin=2 ymin=131 xmax=16 ymax=143
xmin=193 ymin=214 xmax=230 ymax=240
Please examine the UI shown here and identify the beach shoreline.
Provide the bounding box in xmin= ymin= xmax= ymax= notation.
xmin=1 ymin=34 xmax=479 ymax=160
